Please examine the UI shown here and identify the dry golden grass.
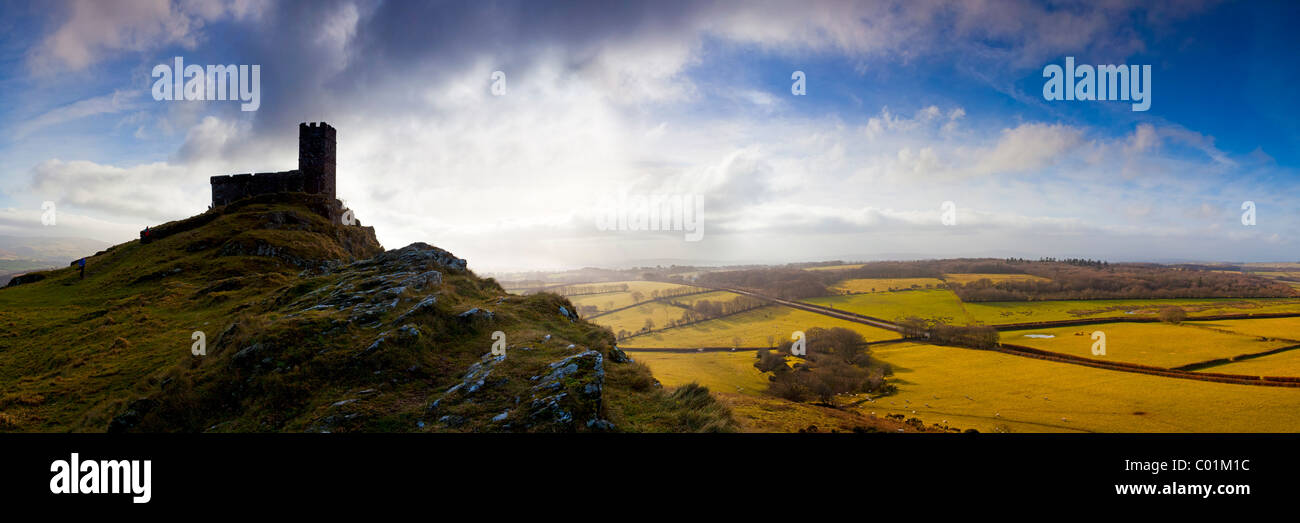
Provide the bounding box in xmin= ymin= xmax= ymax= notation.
xmin=943 ymin=273 xmax=1050 ymax=285
xmin=1007 ymin=322 xmax=1292 ymax=368
xmin=864 ymin=342 xmax=1300 ymax=433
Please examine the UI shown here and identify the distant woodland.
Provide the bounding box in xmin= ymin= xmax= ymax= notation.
xmin=696 ymin=258 xmax=1296 ymax=301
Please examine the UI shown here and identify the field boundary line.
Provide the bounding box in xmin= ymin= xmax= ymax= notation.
xmin=583 ymin=288 xmax=714 ymax=319
xmin=992 ymin=343 xmax=1300 ymax=387
xmin=990 ymin=312 xmax=1300 ymax=331
xmin=1171 ymin=344 xmax=1300 ymax=373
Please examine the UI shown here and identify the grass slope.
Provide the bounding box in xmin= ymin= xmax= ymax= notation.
xmin=0 ymin=194 xmax=733 ymax=433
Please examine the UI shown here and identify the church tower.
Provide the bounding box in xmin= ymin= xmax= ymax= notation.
xmin=299 ymin=122 xmax=336 ymax=199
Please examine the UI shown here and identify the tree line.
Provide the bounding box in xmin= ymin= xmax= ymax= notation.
xmin=616 ymin=295 xmax=767 ymax=340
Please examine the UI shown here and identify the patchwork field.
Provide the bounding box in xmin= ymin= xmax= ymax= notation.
xmin=803 ymin=289 xmax=973 ymax=324
xmin=830 ymin=278 xmax=945 ymax=293
xmin=863 ymin=343 xmax=1300 ymax=433
xmin=965 ymin=298 xmax=1300 ymax=325
xmin=943 ymin=273 xmax=1050 ymax=285
xmin=1006 ymin=322 xmax=1293 ymax=369
xmin=620 ymin=305 xmax=901 ymax=348
xmin=566 ymin=280 xmax=702 ymax=314
xmin=1186 ymin=317 xmax=1300 ymax=342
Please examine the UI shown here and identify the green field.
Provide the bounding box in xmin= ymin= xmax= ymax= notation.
xmin=965 ymin=298 xmax=1300 ymax=325
xmin=804 ymin=289 xmax=973 ymax=324
xmin=621 ymin=305 xmax=901 ymax=348
xmin=1006 ymin=322 xmax=1292 ymax=368
xmin=863 ymin=342 xmax=1300 ymax=433
xmin=566 ymin=280 xmax=702 ymax=313
xmin=831 ymin=278 xmax=945 ymax=293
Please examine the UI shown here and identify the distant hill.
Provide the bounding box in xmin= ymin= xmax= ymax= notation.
xmin=0 ymin=235 xmax=110 ymax=262
xmin=0 ymin=192 xmax=732 ymax=433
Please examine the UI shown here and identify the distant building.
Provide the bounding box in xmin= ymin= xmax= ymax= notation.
xmin=209 ymin=122 xmax=337 ymax=206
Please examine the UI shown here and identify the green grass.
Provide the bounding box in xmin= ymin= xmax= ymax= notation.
xmin=0 ymin=194 xmax=733 ymax=433
xmin=864 ymin=342 xmax=1300 ymax=433
xmin=803 ymin=289 xmax=973 ymax=324
xmin=965 ymin=298 xmax=1300 ymax=325
xmin=1006 ymin=322 xmax=1293 ymax=368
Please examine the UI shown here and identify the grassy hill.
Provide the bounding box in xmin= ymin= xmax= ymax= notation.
xmin=0 ymin=193 xmax=734 ymax=433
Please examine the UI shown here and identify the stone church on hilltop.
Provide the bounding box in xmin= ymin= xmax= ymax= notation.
xmin=138 ymin=122 xmax=349 ymax=244
xmin=210 ymin=122 xmax=337 ymax=206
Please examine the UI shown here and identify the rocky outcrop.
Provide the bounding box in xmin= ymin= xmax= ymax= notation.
xmin=425 ymin=349 xmax=612 ymax=432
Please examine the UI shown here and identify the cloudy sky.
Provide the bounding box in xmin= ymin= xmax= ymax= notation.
xmin=0 ymin=0 xmax=1297 ymax=271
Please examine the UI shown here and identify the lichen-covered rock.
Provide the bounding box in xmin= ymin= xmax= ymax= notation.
xmin=558 ymin=305 xmax=578 ymax=322
xmin=361 ymin=324 xmax=420 ymax=357
xmin=393 ymin=295 xmax=438 ymax=324
xmin=525 ymin=350 xmax=605 ymax=431
xmin=457 ymin=307 xmax=495 ymax=328
xmin=609 ymin=345 xmax=631 ymax=363
xmin=426 ymin=353 xmax=508 ymax=417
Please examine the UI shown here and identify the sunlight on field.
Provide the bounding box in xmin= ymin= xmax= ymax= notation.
xmin=629 ymin=351 xmax=773 ymax=395
xmin=965 ymin=298 xmax=1300 ymax=325
xmin=804 ymin=289 xmax=973 ymax=324
xmin=830 ymin=278 xmax=945 ymax=293
xmin=587 ymin=290 xmax=743 ymax=334
xmin=1007 ymin=322 xmax=1292 ymax=368
xmin=942 ymin=273 xmax=1050 ymax=285
xmin=621 ymin=305 xmax=900 ymax=347
xmin=565 ymin=281 xmax=700 ymax=313
xmin=1200 ymin=349 xmax=1300 ymax=377
xmin=1189 ymin=317 xmax=1300 ymax=342
xmin=865 ymin=343 xmax=1300 ymax=433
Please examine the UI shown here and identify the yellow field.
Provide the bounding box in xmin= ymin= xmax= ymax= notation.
xmin=1198 ymin=349 xmax=1300 ymax=377
xmin=587 ymin=290 xmax=749 ymax=334
xmin=1006 ymin=322 xmax=1292 ymax=368
xmin=565 ymin=280 xmax=701 ymax=313
xmin=591 ymin=301 xmax=692 ymax=334
xmin=1187 ymin=317 xmax=1300 ymax=342
xmin=804 ymin=289 xmax=973 ymax=324
xmin=863 ymin=343 xmax=1300 ymax=433
xmin=965 ymin=298 xmax=1300 ymax=325
xmin=831 ymin=278 xmax=945 ymax=293
xmin=629 ymin=351 xmax=774 ymax=395
xmin=803 ymin=264 xmax=865 ymax=271
xmin=943 ymin=273 xmax=1050 ymax=285
xmin=621 ymin=305 xmax=901 ymax=348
